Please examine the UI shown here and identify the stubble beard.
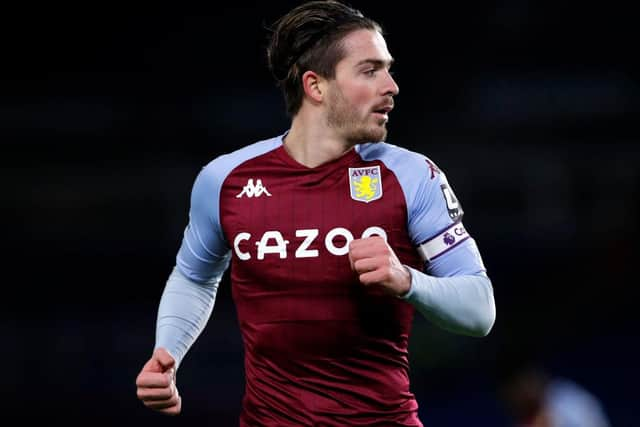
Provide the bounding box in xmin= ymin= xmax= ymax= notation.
xmin=326 ymin=88 xmax=388 ymax=146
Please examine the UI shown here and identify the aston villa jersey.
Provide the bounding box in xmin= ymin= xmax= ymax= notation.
xmin=176 ymin=133 xmax=486 ymax=426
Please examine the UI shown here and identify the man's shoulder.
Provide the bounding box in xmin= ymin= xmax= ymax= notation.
xmin=358 ymin=142 xmax=434 ymax=174
xmin=200 ymin=135 xmax=283 ymax=178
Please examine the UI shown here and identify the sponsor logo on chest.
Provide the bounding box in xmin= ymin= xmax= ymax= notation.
xmin=233 ymin=226 xmax=387 ymax=260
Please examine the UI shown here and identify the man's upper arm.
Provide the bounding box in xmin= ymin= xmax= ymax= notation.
xmin=176 ymin=164 xmax=231 ymax=284
xmin=356 ymin=144 xmax=487 ymax=278
xmin=405 ymin=157 xmax=487 ymax=277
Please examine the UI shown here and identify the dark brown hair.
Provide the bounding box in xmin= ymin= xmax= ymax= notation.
xmin=266 ymin=0 xmax=382 ymax=116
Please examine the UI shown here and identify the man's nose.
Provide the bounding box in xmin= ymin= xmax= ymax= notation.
xmin=382 ymin=70 xmax=399 ymax=96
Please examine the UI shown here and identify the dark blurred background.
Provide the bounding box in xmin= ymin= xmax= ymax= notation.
xmin=3 ymin=1 xmax=638 ymax=425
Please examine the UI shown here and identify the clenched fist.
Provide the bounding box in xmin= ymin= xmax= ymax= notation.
xmin=348 ymin=236 xmax=412 ymax=296
xmin=135 ymin=347 xmax=182 ymax=415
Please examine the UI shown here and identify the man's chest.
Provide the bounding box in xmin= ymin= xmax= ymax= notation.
xmin=219 ymin=163 xmax=408 ymax=263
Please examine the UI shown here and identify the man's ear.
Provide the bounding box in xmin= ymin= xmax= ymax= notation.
xmin=301 ymin=70 xmax=325 ymax=103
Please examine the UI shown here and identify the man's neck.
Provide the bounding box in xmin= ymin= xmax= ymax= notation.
xmin=283 ymin=116 xmax=353 ymax=168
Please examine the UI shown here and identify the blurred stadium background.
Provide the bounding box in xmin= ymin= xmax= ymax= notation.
xmin=3 ymin=1 xmax=637 ymax=425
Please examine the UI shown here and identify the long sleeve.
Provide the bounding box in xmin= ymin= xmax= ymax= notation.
xmin=401 ymin=268 xmax=495 ymax=337
xmin=154 ymin=159 xmax=233 ymax=367
xmin=155 ymin=262 xmax=229 ymax=367
xmin=355 ymin=144 xmax=497 ymax=337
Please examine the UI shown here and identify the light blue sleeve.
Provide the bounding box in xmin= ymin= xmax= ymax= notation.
xmin=401 ymin=153 xmax=486 ymax=277
xmin=155 ymin=137 xmax=283 ymax=366
xmin=155 ymin=161 xmax=231 ymax=367
xmin=155 ymin=266 xmax=226 ymax=368
xmin=358 ymin=143 xmax=495 ymax=336
xmin=358 ymin=143 xmax=486 ymax=276
xmin=400 ymin=151 xmax=495 ymax=335
xmin=402 ymin=268 xmax=495 ymax=336
xmin=176 ymin=163 xmax=231 ymax=284
xmin=175 ymin=136 xmax=283 ymax=282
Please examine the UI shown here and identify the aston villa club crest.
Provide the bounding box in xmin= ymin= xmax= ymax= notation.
xmin=348 ymin=166 xmax=382 ymax=203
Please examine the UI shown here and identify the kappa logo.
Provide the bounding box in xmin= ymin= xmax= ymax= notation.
xmin=349 ymin=166 xmax=382 ymax=203
xmin=236 ymin=178 xmax=272 ymax=198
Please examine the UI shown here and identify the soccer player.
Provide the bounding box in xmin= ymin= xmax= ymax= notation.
xmin=135 ymin=1 xmax=496 ymax=425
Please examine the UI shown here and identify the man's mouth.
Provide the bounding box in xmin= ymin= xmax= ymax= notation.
xmin=373 ymin=104 xmax=393 ymax=115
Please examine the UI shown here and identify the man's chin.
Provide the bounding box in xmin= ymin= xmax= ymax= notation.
xmin=345 ymin=124 xmax=388 ymax=145
xmin=369 ymin=126 xmax=388 ymax=142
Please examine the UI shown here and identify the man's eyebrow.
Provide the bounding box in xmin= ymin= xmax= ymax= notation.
xmin=355 ymin=58 xmax=395 ymax=68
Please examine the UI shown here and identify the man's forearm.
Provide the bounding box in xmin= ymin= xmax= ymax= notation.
xmin=401 ymin=267 xmax=496 ymax=337
xmin=155 ymin=266 xmax=221 ymax=368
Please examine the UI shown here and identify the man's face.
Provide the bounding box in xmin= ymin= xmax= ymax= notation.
xmin=325 ymin=29 xmax=399 ymax=145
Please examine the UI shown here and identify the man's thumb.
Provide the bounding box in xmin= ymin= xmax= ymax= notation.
xmin=153 ymin=347 xmax=176 ymax=371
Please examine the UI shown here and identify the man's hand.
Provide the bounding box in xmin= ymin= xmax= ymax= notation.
xmin=348 ymin=236 xmax=412 ymax=297
xmin=135 ymin=347 xmax=182 ymax=415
